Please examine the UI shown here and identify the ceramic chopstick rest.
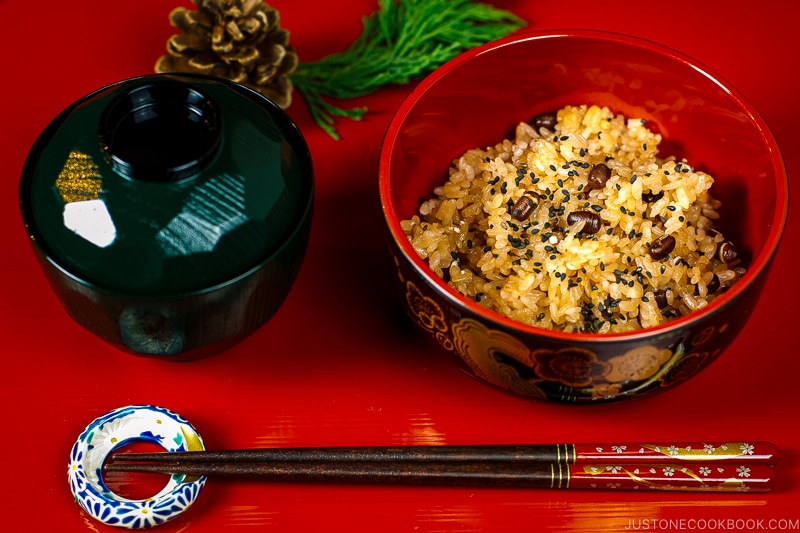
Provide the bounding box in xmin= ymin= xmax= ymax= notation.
xmin=68 ymin=405 xmax=207 ymax=528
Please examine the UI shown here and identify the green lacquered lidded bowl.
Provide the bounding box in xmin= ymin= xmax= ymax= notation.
xmin=20 ymin=74 xmax=314 ymax=360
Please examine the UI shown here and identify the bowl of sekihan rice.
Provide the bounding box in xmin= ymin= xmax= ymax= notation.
xmin=378 ymin=29 xmax=788 ymax=402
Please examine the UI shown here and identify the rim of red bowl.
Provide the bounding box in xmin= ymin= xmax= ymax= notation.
xmin=379 ymin=28 xmax=789 ymax=344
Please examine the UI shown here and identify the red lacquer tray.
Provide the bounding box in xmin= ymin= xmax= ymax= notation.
xmin=1 ymin=1 xmax=798 ymax=531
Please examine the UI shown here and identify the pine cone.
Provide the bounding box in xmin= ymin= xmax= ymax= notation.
xmin=155 ymin=0 xmax=298 ymax=108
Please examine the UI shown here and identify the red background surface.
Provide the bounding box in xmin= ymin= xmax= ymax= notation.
xmin=1 ymin=1 xmax=797 ymax=531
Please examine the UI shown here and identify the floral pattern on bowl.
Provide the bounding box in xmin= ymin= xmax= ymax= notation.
xmin=393 ymin=251 xmax=732 ymax=402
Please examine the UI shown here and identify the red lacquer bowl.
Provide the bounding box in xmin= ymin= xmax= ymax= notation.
xmin=378 ymin=30 xmax=788 ymax=403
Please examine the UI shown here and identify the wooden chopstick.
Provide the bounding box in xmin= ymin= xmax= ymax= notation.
xmin=109 ymin=441 xmax=779 ymax=466
xmin=104 ymin=442 xmax=778 ymax=492
xmin=104 ymin=459 xmax=775 ymax=492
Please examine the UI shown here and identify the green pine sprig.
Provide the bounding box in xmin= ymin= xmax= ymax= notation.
xmin=290 ymin=0 xmax=526 ymax=140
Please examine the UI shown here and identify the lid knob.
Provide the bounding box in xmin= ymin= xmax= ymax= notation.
xmin=99 ymin=79 xmax=221 ymax=183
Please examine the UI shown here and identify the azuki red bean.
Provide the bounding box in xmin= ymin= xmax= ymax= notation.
xmin=706 ymin=274 xmax=720 ymax=294
xmin=510 ymin=195 xmax=537 ymax=221
xmin=566 ymin=211 xmax=602 ymax=233
xmin=718 ymin=241 xmax=738 ymax=264
xmin=530 ymin=112 xmax=558 ymax=131
xmin=649 ymin=234 xmax=676 ymax=260
xmin=642 ymin=190 xmax=664 ymax=203
xmin=588 ymin=163 xmax=611 ymax=190
xmin=654 ymin=290 xmax=669 ymax=308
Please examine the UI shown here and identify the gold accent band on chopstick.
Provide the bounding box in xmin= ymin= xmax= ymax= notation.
xmin=550 ymin=461 xmax=570 ymax=489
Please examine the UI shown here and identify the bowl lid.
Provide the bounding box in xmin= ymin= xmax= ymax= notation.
xmin=20 ymin=74 xmax=313 ymax=297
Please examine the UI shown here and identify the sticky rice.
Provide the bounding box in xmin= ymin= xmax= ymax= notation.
xmin=401 ymin=105 xmax=744 ymax=333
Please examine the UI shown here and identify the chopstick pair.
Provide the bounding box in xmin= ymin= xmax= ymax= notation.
xmin=105 ymin=441 xmax=779 ymax=492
